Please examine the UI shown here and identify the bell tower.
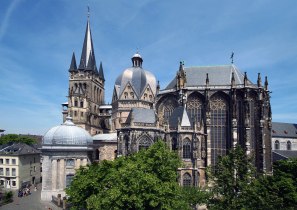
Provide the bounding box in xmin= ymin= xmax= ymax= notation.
xmin=62 ymin=13 xmax=107 ymax=135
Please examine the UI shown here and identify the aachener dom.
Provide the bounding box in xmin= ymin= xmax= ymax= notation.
xmin=41 ymin=15 xmax=272 ymax=200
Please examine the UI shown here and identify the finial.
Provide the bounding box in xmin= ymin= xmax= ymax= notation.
xmin=257 ymin=73 xmax=262 ymax=87
xmin=206 ymin=73 xmax=209 ymax=86
xmin=244 ymin=72 xmax=247 ymax=87
xmin=230 ymin=51 xmax=234 ymax=64
xmin=264 ymin=76 xmax=268 ymax=90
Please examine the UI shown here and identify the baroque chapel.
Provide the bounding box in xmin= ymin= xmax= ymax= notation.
xmin=55 ymin=15 xmax=272 ymax=189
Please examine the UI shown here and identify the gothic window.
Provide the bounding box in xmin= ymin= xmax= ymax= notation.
xmin=210 ymin=95 xmax=229 ymax=167
xmin=144 ymin=93 xmax=147 ymax=99
xmin=183 ymin=138 xmax=191 ymax=159
xmin=187 ymin=94 xmax=203 ymax=123
xmin=274 ymin=140 xmax=280 ymax=150
xmin=80 ymin=101 xmax=84 ymax=108
xmin=237 ymin=96 xmax=245 ymax=148
xmin=124 ymin=92 xmax=128 ymax=99
xmin=74 ymin=100 xmax=78 ymax=107
xmin=182 ymin=173 xmax=192 ymax=187
xmin=164 ymin=103 xmax=175 ymax=122
xmin=130 ymin=92 xmax=134 ymax=99
xmin=138 ymin=136 xmax=152 ymax=151
xmin=287 ymin=141 xmax=291 ymax=150
xmin=66 ymin=174 xmax=74 ymax=187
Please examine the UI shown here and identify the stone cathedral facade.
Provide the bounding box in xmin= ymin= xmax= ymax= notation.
xmin=41 ymin=14 xmax=272 ymax=200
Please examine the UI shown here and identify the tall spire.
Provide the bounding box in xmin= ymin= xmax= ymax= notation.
xmin=79 ymin=8 xmax=96 ymax=71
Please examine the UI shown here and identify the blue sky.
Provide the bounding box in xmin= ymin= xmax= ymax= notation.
xmin=0 ymin=0 xmax=297 ymax=135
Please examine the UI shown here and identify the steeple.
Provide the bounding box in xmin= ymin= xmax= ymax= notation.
xmin=98 ymin=62 xmax=105 ymax=81
xmin=79 ymin=15 xmax=97 ymax=71
xmin=69 ymin=52 xmax=77 ymax=72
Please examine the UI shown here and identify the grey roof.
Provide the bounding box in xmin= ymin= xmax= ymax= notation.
xmin=169 ymin=106 xmax=192 ymax=128
xmin=93 ymin=133 xmax=117 ymax=142
xmin=126 ymin=108 xmax=156 ymax=124
xmin=272 ymin=150 xmax=297 ymax=162
xmin=0 ymin=143 xmax=40 ymax=156
xmin=165 ymin=64 xmax=255 ymax=90
xmin=69 ymin=52 xmax=77 ymax=71
xmin=272 ymin=122 xmax=297 ymax=138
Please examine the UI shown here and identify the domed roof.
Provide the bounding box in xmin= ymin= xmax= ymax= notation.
xmin=114 ymin=53 xmax=157 ymax=98
xmin=42 ymin=117 xmax=93 ymax=145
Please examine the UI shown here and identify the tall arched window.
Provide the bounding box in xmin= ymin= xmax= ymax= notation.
xmin=183 ymin=138 xmax=191 ymax=159
xmin=275 ymin=140 xmax=280 ymax=150
xmin=287 ymin=141 xmax=291 ymax=150
xmin=172 ymin=137 xmax=177 ymax=151
xmin=210 ymin=95 xmax=229 ymax=167
xmin=138 ymin=136 xmax=152 ymax=151
xmin=182 ymin=173 xmax=192 ymax=187
xmin=187 ymin=94 xmax=203 ymax=123
xmin=164 ymin=104 xmax=174 ymax=122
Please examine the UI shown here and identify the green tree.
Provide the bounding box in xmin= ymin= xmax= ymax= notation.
xmin=0 ymin=134 xmax=36 ymax=145
xmin=207 ymin=145 xmax=255 ymax=210
xmin=66 ymin=140 xmax=207 ymax=210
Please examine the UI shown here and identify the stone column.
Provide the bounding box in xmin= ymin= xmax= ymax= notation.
xmin=76 ymin=159 xmax=81 ymax=169
xmin=82 ymin=158 xmax=87 ymax=166
xmin=51 ymin=159 xmax=57 ymax=191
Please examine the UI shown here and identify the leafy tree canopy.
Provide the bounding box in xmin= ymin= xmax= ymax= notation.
xmin=66 ymin=140 xmax=207 ymax=210
xmin=0 ymin=134 xmax=37 ymax=145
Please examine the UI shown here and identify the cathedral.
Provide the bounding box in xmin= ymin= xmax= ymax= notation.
xmin=42 ymin=14 xmax=272 ymax=200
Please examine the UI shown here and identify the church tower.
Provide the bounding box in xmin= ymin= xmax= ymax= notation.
xmin=62 ymin=15 xmax=107 ymax=135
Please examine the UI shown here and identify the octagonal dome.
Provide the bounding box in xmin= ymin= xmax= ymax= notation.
xmin=114 ymin=53 xmax=157 ymax=98
xmin=42 ymin=117 xmax=92 ymax=145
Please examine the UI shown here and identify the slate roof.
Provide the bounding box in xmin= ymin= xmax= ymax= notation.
xmin=93 ymin=133 xmax=117 ymax=142
xmin=272 ymin=122 xmax=297 ymax=138
xmin=169 ymin=106 xmax=192 ymax=128
xmin=272 ymin=150 xmax=297 ymax=162
xmin=165 ymin=64 xmax=256 ymax=90
xmin=126 ymin=108 xmax=156 ymax=124
xmin=0 ymin=142 xmax=40 ymax=156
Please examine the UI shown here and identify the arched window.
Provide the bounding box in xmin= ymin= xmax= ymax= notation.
xmin=80 ymin=101 xmax=84 ymax=108
xmin=183 ymin=173 xmax=192 ymax=187
xmin=74 ymin=100 xmax=78 ymax=107
xmin=138 ymin=136 xmax=152 ymax=151
xmin=164 ymin=104 xmax=174 ymax=122
xmin=275 ymin=140 xmax=280 ymax=150
xmin=287 ymin=141 xmax=291 ymax=150
xmin=183 ymin=138 xmax=191 ymax=159
xmin=187 ymin=94 xmax=203 ymax=123
xmin=66 ymin=174 xmax=74 ymax=187
xmin=210 ymin=95 xmax=229 ymax=167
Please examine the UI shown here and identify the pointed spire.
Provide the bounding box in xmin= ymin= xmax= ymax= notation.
xmin=206 ymin=73 xmax=209 ymax=86
xmin=264 ymin=76 xmax=268 ymax=90
xmin=79 ymin=15 xmax=96 ymax=71
xmin=257 ymin=73 xmax=262 ymax=87
xmin=98 ymin=62 xmax=105 ymax=81
xmin=86 ymin=51 xmax=95 ymax=71
xmin=69 ymin=52 xmax=77 ymax=72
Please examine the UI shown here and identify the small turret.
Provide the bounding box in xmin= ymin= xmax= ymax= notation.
xmin=69 ymin=52 xmax=77 ymax=72
xmin=264 ymin=76 xmax=269 ymax=91
xmin=257 ymin=73 xmax=262 ymax=87
xmin=244 ymin=72 xmax=248 ymax=87
xmin=206 ymin=73 xmax=209 ymax=86
xmin=98 ymin=62 xmax=105 ymax=81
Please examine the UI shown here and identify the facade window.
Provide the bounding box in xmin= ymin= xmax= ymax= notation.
xmin=187 ymin=94 xmax=203 ymax=124
xmin=0 ymin=159 xmax=3 ymax=164
xmin=210 ymin=95 xmax=229 ymax=167
xmin=275 ymin=140 xmax=280 ymax=150
xmin=172 ymin=138 xmax=177 ymax=151
xmin=6 ymin=159 xmax=9 ymax=165
xmin=81 ymin=112 xmax=84 ymax=117
xmin=12 ymin=159 xmax=16 ymax=165
xmin=138 ymin=136 xmax=152 ymax=151
xmin=0 ymin=180 xmax=4 ymax=186
xmin=6 ymin=168 xmax=10 ymax=176
xmin=74 ymin=100 xmax=78 ymax=107
xmin=183 ymin=173 xmax=192 ymax=187
xmin=0 ymin=168 xmax=3 ymax=175
xmin=12 ymin=168 xmax=16 ymax=176
xmin=287 ymin=141 xmax=291 ymax=150
xmin=124 ymin=92 xmax=128 ymax=99
xmin=183 ymin=139 xmax=191 ymax=159
xmin=74 ymin=111 xmax=77 ymax=117
xmin=12 ymin=181 xmax=16 ymax=187
xmin=80 ymin=101 xmax=84 ymax=108
xmin=66 ymin=174 xmax=74 ymax=187
xmin=66 ymin=159 xmax=75 ymax=167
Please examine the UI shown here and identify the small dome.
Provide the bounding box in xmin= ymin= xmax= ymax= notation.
xmin=43 ymin=117 xmax=92 ymax=145
xmin=114 ymin=53 xmax=157 ymax=99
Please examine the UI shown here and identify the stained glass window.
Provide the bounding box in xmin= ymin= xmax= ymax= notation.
xmin=138 ymin=136 xmax=152 ymax=151
xmin=183 ymin=173 xmax=192 ymax=187
xmin=183 ymin=138 xmax=191 ymax=159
